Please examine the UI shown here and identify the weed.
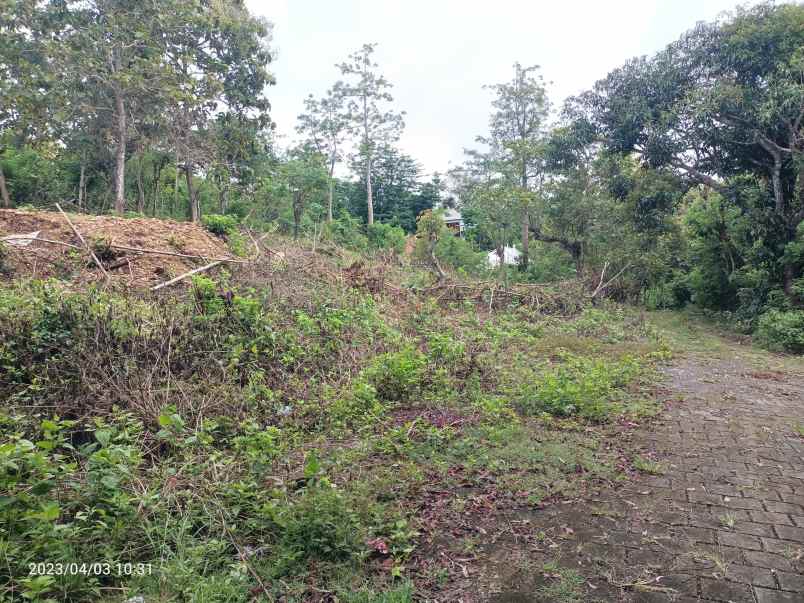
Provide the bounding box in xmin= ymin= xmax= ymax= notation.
xmin=537 ymin=562 xmax=585 ymax=603
xmin=202 ymin=213 xmax=239 ymax=236
xmin=633 ymin=456 xmax=666 ymax=475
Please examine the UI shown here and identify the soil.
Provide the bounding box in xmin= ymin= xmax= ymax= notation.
xmin=0 ymin=209 xmax=234 ymax=287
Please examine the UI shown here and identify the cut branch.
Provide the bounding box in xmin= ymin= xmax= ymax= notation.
xmin=151 ymin=261 xmax=223 ymax=291
xmin=56 ymin=203 xmax=110 ymax=280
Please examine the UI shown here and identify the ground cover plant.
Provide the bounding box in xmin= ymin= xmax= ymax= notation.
xmin=0 ymin=245 xmax=672 ymax=601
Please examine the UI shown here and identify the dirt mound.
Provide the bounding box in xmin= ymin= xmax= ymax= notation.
xmin=0 ymin=209 xmax=236 ymax=288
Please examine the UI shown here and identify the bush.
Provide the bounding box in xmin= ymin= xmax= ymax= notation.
xmin=202 ymin=214 xmax=238 ymax=236
xmin=516 ymin=355 xmax=642 ymax=421
xmin=272 ymin=483 xmax=363 ymax=569
xmin=755 ymin=310 xmax=804 ymax=353
xmin=362 ymin=347 xmax=428 ymax=402
xmin=324 ymin=213 xmax=369 ymax=251
xmin=367 ymin=222 xmax=406 ymax=253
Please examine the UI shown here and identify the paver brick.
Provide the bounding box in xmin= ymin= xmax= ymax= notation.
xmin=743 ymin=550 xmax=793 ymax=570
xmin=754 ymin=586 xmax=803 ymax=602
xmin=775 ymin=524 xmax=804 ymax=543
xmin=765 ymin=500 xmax=804 ymax=514
xmin=718 ymin=530 xmax=763 ymax=549
xmin=750 ymin=510 xmax=795 ymax=525
xmin=725 ymin=564 xmax=776 ymax=587
xmin=776 ymin=570 xmax=804 ymax=592
xmin=700 ymin=577 xmax=754 ymax=602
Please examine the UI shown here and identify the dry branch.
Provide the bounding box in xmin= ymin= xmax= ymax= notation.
xmin=108 ymin=243 xmax=247 ymax=263
xmin=0 ymin=235 xmax=82 ymax=250
xmin=56 ymin=203 xmax=110 ymax=280
xmin=151 ymin=261 xmax=223 ymax=291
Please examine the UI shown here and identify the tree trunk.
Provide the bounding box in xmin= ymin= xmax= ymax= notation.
xmin=174 ymin=153 xmax=180 ymax=215
xmin=327 ymin=159 xmax=335 ymax=223
xmin=366 ymin=153 xmax=374 ymax=225
xmin=363 ymin=94 xmax=373 ymax=225
xmin=77 ymin=163 xmax=85 ymax=210
xmin=113 ymin=88 xmax=127 ymax=215
xmin=520 ymin=211 xmax=529 ymax=270
xmin=293 ymin=192 xmax=302 ymax=239
xmin=219 ymin=184 xmax=228 ymax=213
xmin=185 ymin=162 xmax=199 ymax=222
xmin=0 ymin=162 xmax=12 ymax=208
xmin=136 ymin=152 xmax=145 ymax=214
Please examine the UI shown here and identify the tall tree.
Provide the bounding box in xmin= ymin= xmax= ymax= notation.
xmin=336 ymin=44 xmax=404 ymax=225
xmin=583 ymin=2 xmax=804 ymax=300
xmin=52 ymin=0 xmax=172 ymax=215
xmin=296 ymin=90 xmax=347 ymax=223
xmin=479 ymin=63 xmax=551 ymax=268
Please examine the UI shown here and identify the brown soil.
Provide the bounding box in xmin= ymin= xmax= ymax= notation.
xmin=0 ymin=209 xmax=234 ymax=287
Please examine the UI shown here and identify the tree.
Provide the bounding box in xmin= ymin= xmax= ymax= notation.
xmin=296 ymin=90 xmax=347 ymax=223
xmin=346 ymin=144 xmax=430 ymax=231
xmin=161 ymin=0 xmax=274 ymax=222
xmin=476 ymin=63 xmax=551 ymax=268
xmin=275 ymin=149 xmax=328 ymax=238
xmin=583 ymin=2 xmax=804 ymax=301
xmin=336 ymin=43 xmax=404 ymax=225
xmin=0 ymin=0 xmax=61 ymax=207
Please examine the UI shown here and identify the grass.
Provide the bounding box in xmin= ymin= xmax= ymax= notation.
xmin=536 ymin=562 xmax=585 ymax=603
xmin=0 ymin=255 xmax=675 ymax=601
xmin=632 ymin=456 xmax=666 ymax=475
xmin=719 ymin=512 xmax=738 ymax=529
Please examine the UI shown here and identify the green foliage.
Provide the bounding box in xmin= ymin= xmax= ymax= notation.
xmin=755 ymin=310 xmax=804 ymax=353
xmin=271 ymin=483 xmax=363 ymax=571
xmin=362 ymin=347 xmax=428 ymax=402
xmin=202 ymin=213 xmax=239 ymax=236
xmin=515 ymin=354 xmax=642 ymax=421
xmin=367 ymin=222 xmax=406 ymax=253
xmin=435 ymin=234 xmax=487 ymax=276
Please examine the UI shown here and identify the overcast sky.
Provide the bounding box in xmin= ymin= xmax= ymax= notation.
xmin=245 ymin=0 xmax=757 ymax=178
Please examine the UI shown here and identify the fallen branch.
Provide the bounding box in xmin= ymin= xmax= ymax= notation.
xmin=108 ymin=243 xmax=247 ymax=263
xmin=590 ymin=262 xmax=633 ymax=299
xmin=0 ymin=235 xmax=82 ymax=250
xmin=151 ymin=260 xmax=223 ymax=291
xmin=55 ymin=203 xmax=109 ymax=280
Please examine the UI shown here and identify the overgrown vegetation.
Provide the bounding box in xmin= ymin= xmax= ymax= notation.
xmin=0 ymin=262 xmax=671 ymax=600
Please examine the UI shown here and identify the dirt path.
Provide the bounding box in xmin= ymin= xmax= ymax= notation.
xmin=489 ymin=334 xmax=804 ymax=602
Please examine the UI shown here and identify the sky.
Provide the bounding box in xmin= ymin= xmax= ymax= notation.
xmin=245 ymin=0 xmax=758 ymax=178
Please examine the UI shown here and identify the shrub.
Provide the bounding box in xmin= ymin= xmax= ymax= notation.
xmin=202 ymin=214 xmax=238 ymax=236
xmin=272 ymin=484 xmax=363 ymax=568
xmin=324 ymin=213 xmax=369 ymax=251
xmin=362 ymin=347 xmax=428 ymax=402
xmin=367 ymin=222 xmax=406 ymax=253
xmin=755 ymin=310 xmax=804 ymax=353
xmin=516 ymin=355 xmax=642 ymax=421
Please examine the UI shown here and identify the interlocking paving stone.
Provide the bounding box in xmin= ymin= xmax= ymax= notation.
xmin=775 ymin=524 xmax=804 ymax=543
xmin=718 ymin=530 xmax=763 ymax=550
xmin=725 ymin=564 xmax=777 ymax=587
xmin=514 ymin=356 xmax=804 ymax=602
xmin=700 ymin=577 xmax=754 ymax=602
xmin=754 ymin=586 xmax=803 ymax=602
xmin=776 ymin=570 xmax=804 ymax=592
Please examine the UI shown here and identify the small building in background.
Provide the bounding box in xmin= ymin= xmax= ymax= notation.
xmin=442 ymin=208 xmax=464 ymax=236
xmin=487 ymin=246 xmax=521 ymax=268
